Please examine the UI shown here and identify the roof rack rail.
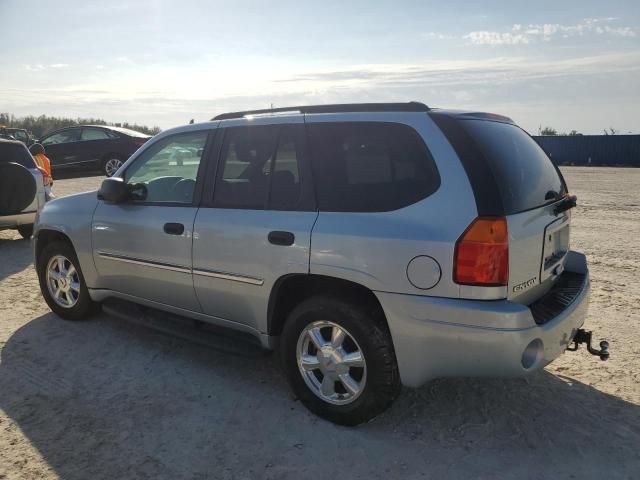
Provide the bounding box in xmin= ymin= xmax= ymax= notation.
xmin=212 ymin=101 xmax=430 ymax=121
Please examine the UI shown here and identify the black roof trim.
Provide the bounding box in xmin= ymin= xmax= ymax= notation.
xmin=212 ymin=102 xmax=430 ymax=121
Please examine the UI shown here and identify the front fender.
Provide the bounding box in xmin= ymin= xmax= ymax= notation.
xmin=35 ymin=191 xmax=100 ymax=287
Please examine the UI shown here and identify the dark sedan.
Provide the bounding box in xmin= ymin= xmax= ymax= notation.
xmin=40 ymin=125 xmax=151 ymax=177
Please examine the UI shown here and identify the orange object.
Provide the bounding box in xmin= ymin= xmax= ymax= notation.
xmin=33 ymin=152 xmax=53 ymax=183
xmin=454 ymin=217 xmax=509 ymax=286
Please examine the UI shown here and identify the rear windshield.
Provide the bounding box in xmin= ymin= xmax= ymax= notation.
xmin=108 ymin=126 xmax=150 ymax=138
xmin=0 ymin=142 xmax=36 ymax=168
xmin=460 ymin=120 xmax=566 ymax=214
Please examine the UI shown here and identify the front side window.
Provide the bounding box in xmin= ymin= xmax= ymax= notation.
xmin=41 ymin=129 xmax=81 ymax=146
xmin=306 ymin=122 xmax=440 ymax=212
xmin=81 ymin=128 xmax=111 ymax=141
xmin=124 ymin=131 xmax=209 ymax=203
xmin=213 ymin=125 xmax=304 ymax=210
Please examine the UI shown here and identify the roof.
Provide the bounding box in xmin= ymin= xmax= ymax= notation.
xmin=0 ymin=138 xmax=24 ymax=146
xmin=212 ymin=102 xmax=430 ymax=121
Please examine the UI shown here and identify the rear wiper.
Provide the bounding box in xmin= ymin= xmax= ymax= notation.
xmin=553 ymin=194 xmax=577 ymax=215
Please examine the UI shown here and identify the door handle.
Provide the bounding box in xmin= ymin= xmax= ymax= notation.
xmin=164 ymin=222 xmax=185 ymax=235
xmin=268 ymin=231 xmax=295 ymax=246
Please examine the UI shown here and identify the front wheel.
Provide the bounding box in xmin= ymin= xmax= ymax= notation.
xmin=37 ymin=240 xmax=99 ymax=320
xmin=280 ymin=295 xmax=401 ymax=426
xmin=103 ymin=157 xmax=123 ymax=177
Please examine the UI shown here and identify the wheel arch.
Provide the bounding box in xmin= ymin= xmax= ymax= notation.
xmin=101 ymin=151 xmax=124 ymax=162
xmin=267 ymin=274 xmax=389 ymax=337
xmin=35 ymin=228 xmax=76 ymax=263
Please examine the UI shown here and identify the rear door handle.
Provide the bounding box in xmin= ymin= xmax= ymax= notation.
xmin=268 ymin=231 xmax=295 ymax=246
xmin=164 ymin=222 xmax=185 ymax=235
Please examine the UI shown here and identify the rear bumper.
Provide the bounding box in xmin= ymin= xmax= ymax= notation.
xmin=0 ymin=211 xmax=36 ymax=229
xmin=376 ymin=251 xmax=590 ymax=387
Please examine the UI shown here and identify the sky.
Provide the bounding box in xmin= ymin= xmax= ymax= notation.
xmin=1 ymin=0 xmax=639 ymax=134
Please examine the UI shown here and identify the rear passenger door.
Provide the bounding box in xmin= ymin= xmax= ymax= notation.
xmin=192 ymin=117 xmax=317 ymax=333
xmin=80 ymin=128 xmax=114 ymax=170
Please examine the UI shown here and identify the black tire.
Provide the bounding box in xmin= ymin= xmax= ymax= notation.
xmin=37 ymin=240 xmax=100 ymax=320
xmin=17 ymin=224 xmax=34 ymax=239
xmin=280 ymin=295 xmax=401 ymax=426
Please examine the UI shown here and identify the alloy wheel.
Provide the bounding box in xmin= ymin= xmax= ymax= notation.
xmin=296 ymin=320 xmax=367 ymax=405
xmin=46 ymin=255 xmax=81 ymax=308
xmin=104 ymin=158 xmax=123 ymax=177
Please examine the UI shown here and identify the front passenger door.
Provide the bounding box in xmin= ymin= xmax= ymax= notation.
xmin=41 ymin=128 xmax=82 ymax=171
xmin=80 ymin=127 xmax=114 ymax=171
xmin=92 ymin=129 xmax=213 ymax=311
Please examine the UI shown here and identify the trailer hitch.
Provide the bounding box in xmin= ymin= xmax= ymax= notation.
xmin=566 ymin=329 xmax=610 ymax=361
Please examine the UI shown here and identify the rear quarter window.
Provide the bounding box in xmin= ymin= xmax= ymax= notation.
xmin=0 ymin=143 xmax=36 ymax=168
xmin=306 ymin=122 xmax=440 ymax=212
xmin=460 ymin=120 xmax=566 ymax=214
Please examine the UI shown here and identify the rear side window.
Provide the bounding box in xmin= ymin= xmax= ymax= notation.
xmin=81 ymin=128 xmax=111 ymax=141
xmin=213 ymin=125 xmax=306 ymax=210
xmin=306 ymin=122 xmax=440 ymax=212
xmin=460 ymin=120 xmax=566 ymax=214
xmin=0 ymin=143 xmax=36 ymax=168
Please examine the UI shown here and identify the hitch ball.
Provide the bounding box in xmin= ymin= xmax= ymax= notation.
xmin=567 ymin=329 xmax=610 ymax=361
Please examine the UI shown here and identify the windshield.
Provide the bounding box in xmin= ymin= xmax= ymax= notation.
xmin=461 ymin=120 xmax=567 ymax=214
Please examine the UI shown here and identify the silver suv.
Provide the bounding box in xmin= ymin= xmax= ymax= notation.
xmin=34 ymin=103 xmax=595 ymax=425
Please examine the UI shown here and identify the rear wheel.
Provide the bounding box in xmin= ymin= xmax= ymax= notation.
xmin=280 ymin=295 xmax=401 ymax=425
xmin=37 ymin=240 xmax=99 ymax=320
xmin=103 ymin=157 xmax=123 ymax=177
xmin=17 ymin=224 xmax=33 ymax=239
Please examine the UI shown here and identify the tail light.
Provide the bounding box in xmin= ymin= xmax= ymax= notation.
xmin=36 ymin=166 xmax=53 ymax=186
xmin=132 ymin=138 xmax=148 ymax=146
xmin=454 ymin=217 xmax=508 ymax=286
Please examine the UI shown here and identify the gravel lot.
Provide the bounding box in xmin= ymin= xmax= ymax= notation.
xmin=1 ymin=169 xmax=638 ymax=479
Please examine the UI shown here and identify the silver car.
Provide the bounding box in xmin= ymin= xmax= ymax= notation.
xmin=1 ymin=139 xmax=48 ymax=239
xmin=34 ymin=103 xmax=600 ymax=425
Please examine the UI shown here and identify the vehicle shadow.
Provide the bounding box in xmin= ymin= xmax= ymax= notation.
xmin=0 ymin=231 xmax=34 ymax=280
xmin=0 ymin=312 xmax=638 ymax=479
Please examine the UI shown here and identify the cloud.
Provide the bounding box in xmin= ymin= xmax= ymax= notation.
xmin=464 ymin=31 xmax=530 ymax=45
xmin=23 ymin=63 xmax=69 ymax=71
xmin=464 ymin=17 xmax=636 ymax=45
xmin=23 ymin=64 xmax=45 ymax=72
xmin=279 ymin=52 xmax=640 ymax=88
xmin=423 ymin=32 xmax=455 ymax=40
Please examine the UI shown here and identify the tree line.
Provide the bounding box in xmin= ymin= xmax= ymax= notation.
xmin=0 ymin=113 xmax=162 ymax=139
xmin=538 ymin=126 xmax=621 ymax=136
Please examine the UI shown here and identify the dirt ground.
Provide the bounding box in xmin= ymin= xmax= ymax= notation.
xmin=0 ymin=168 xmax=638 ymax=479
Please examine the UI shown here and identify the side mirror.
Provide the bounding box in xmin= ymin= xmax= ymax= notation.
xmin=98 ymin=177 xmax=129 ymax=203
